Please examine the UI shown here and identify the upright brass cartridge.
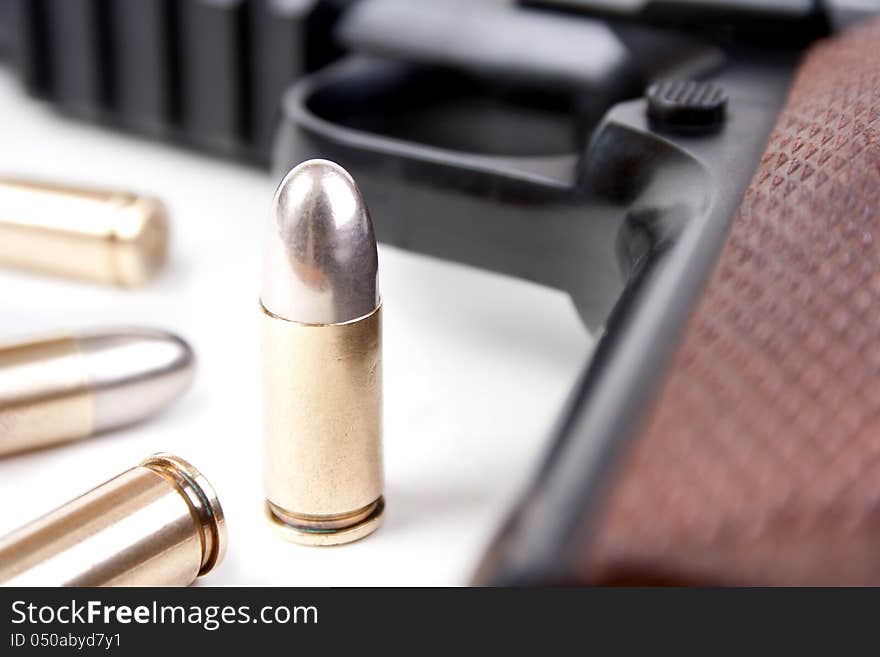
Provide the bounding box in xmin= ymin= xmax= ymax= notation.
xmin=261 ymin=159 xmax=383 ymax=546
xmin=0 ymin=328 xmax=194 ymax=456
xmin=0 ymin=454 xmax=226 ymax=586
xmin=0 ymin=178 xmax=168 ymax=287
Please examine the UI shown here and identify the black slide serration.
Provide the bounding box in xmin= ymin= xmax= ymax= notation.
xmin=1 ymin=0 xmax=351 ymax=166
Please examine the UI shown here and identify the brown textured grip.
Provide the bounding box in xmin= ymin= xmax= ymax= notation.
xmin=585 ymin=19 xmax=880 ymax=585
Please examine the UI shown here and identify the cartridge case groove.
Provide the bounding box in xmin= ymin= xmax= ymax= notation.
xmin=141 ymin=454 xmax=226 ymax=575
xmin=262 ymin=302 xmax=384 ymax=544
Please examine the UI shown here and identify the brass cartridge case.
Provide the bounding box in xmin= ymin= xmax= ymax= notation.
xmin=0 ymin=178 xmax=168 ymax=287
xmin=0 ymin=454 xmax=226 ymax=586
xmin=0 ymin=334 xmax=92 ymax=456
xmin=262 ymin=304 xmax=384 ymax=545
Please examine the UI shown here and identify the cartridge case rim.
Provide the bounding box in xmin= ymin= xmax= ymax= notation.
xmin=267 ymin=497 xmax=380 ymax=530
xmin=140 ymin=453 xmax=227 ymax=575
xmin=111 ymin=194 xmax=169 ymax=288
xmin=265 ymin=496 xmax=385 ymax=547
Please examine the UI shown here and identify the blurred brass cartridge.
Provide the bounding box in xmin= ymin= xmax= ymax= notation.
xmin=262 ymin=159 xmax=384 ymax=546
xmin=0 ymin=328 xmax=194 ymax=456
xmin=0 ymin=178 xmax=168 ymax=287
xmin=0 ymin=454 xmax=226 ymax=586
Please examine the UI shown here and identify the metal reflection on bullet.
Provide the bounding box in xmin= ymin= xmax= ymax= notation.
xmin=262 ymin=159 xmax=384 ymax=546
xmin=0 ymin=454 xmax=226 ymax=586
xmin=0 ymin=178 xmax=168 ymax=287
xmin=0 ymin=328 xmax=195 ymax=457
xmin=261 ymin=159 xmax=379 ymax=324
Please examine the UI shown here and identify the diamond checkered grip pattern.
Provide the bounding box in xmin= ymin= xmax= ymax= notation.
xmin=585 ymin=19 xmax=880 ymax=585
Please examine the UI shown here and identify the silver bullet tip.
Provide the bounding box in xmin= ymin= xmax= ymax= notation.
xmin=261 ymin=159 xmax=379 ymax=324
xmin=75 ymin=328 xmax=195 ymax=433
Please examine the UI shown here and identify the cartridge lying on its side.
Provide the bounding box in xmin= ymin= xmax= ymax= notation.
xmin=0 ymin=178 xmax=168 ymax=287
xmin=261 ymin=159 xmax=384 ymax=546
xmin=0 ymin=454 xmax=226 ymax=586
xmin=0 ymin=328 xmax=195 ymax=456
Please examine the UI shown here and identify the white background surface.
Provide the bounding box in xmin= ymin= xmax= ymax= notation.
xmin=0 ymin=69 xmax=593 ymax=586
